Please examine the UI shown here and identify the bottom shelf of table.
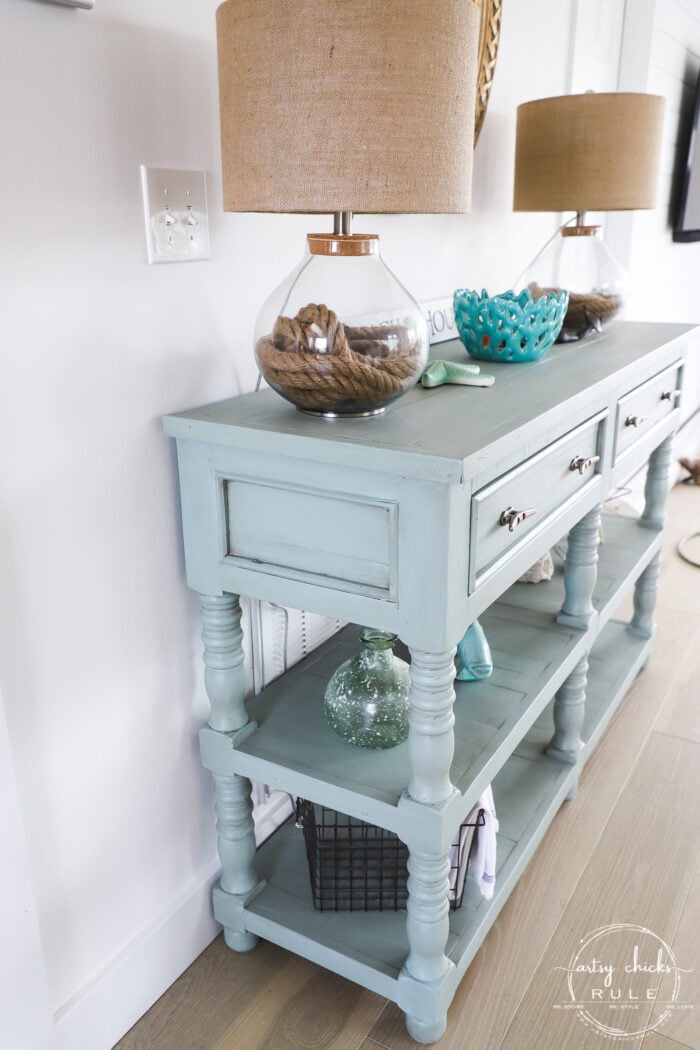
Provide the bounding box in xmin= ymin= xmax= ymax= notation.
xmin=213 ymin=618 xmax=651 ymax=1007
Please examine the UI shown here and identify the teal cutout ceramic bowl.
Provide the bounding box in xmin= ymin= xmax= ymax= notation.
xmin=453 ymin=288 xmax=569 ymax=363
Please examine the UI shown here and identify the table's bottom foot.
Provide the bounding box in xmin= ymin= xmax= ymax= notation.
xmin=223 ymin=928 xmax=259 ymax=953
xmin=405 ymin=1012 xmax=447 ymax=1044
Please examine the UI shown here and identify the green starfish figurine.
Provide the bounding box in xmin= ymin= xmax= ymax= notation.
xmin=421 ymin=360 xmax=495 ymax=388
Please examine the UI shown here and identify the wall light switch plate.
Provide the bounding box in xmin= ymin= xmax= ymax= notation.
xmin=140 ymin=166 xmax=210 ymax=264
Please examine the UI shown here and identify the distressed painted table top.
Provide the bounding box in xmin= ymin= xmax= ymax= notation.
xmin=164 ymin=322 xmax=694 ymax=483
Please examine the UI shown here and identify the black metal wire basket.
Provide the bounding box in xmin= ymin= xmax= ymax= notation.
xmin=295 ymin=798 xmax=484 ymax=912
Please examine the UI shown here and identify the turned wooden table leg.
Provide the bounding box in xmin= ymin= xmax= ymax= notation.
xmin=213 ymin=773 xmax=259 ymax=952
xmin=641 ymin=432 xmax=673 ymax=531
xmin=553 ymin=504 xmax=600 ymax=796
xmin=201 ymin=594 xmax=248 ymax=732
xmin=629 ymin=433 xmax=673 ymax=638
xmin=201 ymin=593 xmax=259 ymax=952
xmin=629 ymin=553 xmax=661 ymax=639
xmin=547 ymin=653 xmax=588 ymax=769
xmin=404 ymin=849 xmax=452 ymax=1043
xmin=557 ymin=504 xmax=602 ymax=630
xmin=402 ymin=648 xmax=456 ymax=1041
xmin=406 ymin=648 xmax=456 ymax=806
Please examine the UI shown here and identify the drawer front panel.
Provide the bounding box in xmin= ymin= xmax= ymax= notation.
xmin=225 ymin=479 xmax=397 ymax=596
xmin=471 ymin=413 xmax=605 ymax=584
xmin=615 ymin=361 xmax=683 ymax=462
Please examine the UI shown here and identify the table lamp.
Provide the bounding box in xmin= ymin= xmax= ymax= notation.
xmin=216 ymin=0 xmax=479 ymax=416
xmin=513 ymin=92 xmax=664 ymax=340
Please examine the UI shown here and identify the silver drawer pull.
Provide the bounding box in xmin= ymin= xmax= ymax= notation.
xmin=625 ymin=414 xmax=647 ymax=428
xmin=661 ymin=389 xmax=681 ymax=402
xmin=570 ymin=454 xmax=601 ymax=475
xmin=499 ymin=506 xmax=537 ymax=532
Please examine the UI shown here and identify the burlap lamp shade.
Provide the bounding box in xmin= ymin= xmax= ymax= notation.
xmin=216 ymin=0 xmax=480 ymax=215
xmin=514 ymin=92 xmax=665 ymax=213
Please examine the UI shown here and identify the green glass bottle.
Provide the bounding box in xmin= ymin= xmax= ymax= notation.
xmin=324 ymin=629 xmax=411 ymax=749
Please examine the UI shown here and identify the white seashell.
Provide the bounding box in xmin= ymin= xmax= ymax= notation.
xmin=519 ymin=550 xmax=554 ymax=584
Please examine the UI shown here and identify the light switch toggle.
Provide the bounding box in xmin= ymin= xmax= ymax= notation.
xmin=140 ymin=166 xmax=210 ymax=264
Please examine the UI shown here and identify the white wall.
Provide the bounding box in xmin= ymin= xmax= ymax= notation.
xmin=0 ymin=4 xmax=238 ymax=1046
xmin=5 ymin=2 xmax=691 ymax=1049
xmin=0 ymin=684 xmax=55 ymax=1050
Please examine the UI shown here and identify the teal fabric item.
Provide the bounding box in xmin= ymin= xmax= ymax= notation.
xmin=453 ymin=288 xmax=569 ymax=363
xmin=456 ymin=620 xmax=493 ymax=681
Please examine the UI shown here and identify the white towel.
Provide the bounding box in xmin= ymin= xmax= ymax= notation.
xmin=469 ymin=784 xmax=499 ymax=900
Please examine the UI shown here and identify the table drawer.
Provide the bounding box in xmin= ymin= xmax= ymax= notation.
xmin=470 ymin=412 xmax=606 ymax=588
xmin=615 ymin=361 xmax=682 ymax=462
xmin=224 ymin=478 xmax=398 ymax=598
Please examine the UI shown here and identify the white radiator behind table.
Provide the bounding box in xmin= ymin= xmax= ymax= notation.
xmin=245 ymin=598 xmax=344 ymax=842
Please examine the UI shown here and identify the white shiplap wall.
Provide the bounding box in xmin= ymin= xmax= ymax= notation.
xmin=613 ymin=0 xmax=700 ymax=328
xmin=568 ymin=0 xmax=626 ymax=94
xmin=605 ymin=0 xmax=700 ymax=477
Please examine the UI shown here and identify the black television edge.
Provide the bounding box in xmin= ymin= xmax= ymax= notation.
xmin=674 ymin=67 xmax=700 ymax=243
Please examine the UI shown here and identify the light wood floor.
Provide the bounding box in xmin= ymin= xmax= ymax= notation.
xmin=116 ymin=483 xmax=700 ymax=1050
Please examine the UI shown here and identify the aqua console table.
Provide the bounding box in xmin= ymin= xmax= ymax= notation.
xmin=164 ymin=321 xmax=693 ymax=1043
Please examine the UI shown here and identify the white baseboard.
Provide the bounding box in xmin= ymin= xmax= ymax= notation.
xmin=52 ymin=790 xmax=294 ymax=1050
xmin=53 ymin=862 xmax=221 ymax=1050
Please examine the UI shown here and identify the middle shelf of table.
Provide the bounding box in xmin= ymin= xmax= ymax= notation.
xmin=201 ymin=511 xmax=663 ymax=847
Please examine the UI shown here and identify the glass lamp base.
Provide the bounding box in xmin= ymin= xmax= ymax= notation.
xmin=298 ymin=406 xmax=387 ymax=419
xmin=254 ymin=231 xmax=428 ymax=417
xmin=517 ymin=223 xmax=628 ymax=342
